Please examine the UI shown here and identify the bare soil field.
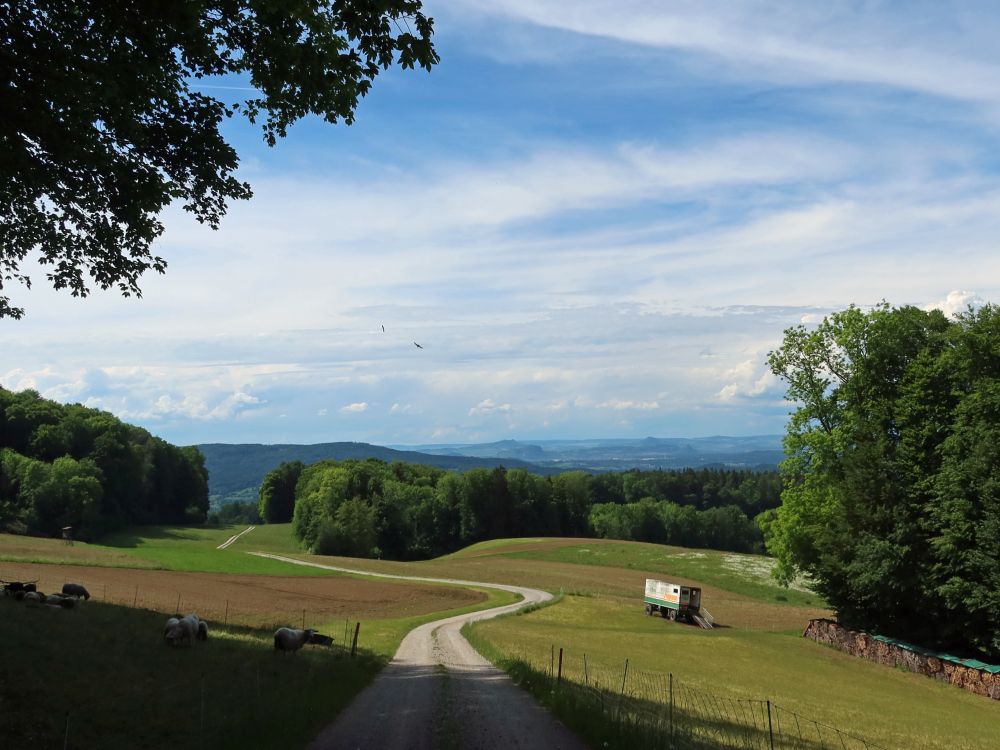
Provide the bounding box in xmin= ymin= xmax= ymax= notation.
xmin=0 ymin=561 xmax=486 ymax=627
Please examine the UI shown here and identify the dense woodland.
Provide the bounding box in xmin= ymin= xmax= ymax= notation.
xmin=258 ymin=458 xmax=779 ymax=559
xmin=0 ymin=388 xmax=209 ymax=539
xmin=768 ymin=304 xmax=1000 ymax=659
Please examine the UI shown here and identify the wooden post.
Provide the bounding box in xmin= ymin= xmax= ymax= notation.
xmin=620 ymin=658 xmax=629 ymax=697
xmin=133 ymin=585 xmax=138 ymax=607
xmin=584 ymin=653 xmax=589 ymax=685
xmin=350 ymin=622 xmax=360 ymax=658
xmin=344 ymin=618 xmax=349 ymax=651
xmin=302 ymin=609 xmax=306 ymax=630
xmin=224 ymin=600 xmax=229 ymax=627
xmin=176 ymin=592 xmax=181 ymax=613
xmin=200 ymin=673 xmax=206 ymax=750
xmin=557 ymin=647 xmax=563 ymax=685
xmin=550 ymin=644 xmax=554 ymax=679
xmin=669 ymin=673 xmax=674 ymax=745
xmin=767 ymin=700 xmax=775 ymax=750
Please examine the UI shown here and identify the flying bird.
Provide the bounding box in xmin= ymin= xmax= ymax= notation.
xmin=413 ymin=342 xmax=423 ymax=349
xmin=381 ymin=324 xmax=385 ymax=332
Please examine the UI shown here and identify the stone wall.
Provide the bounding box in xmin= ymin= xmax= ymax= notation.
xmin=803 ymin=619 xmax=1000 ymax=700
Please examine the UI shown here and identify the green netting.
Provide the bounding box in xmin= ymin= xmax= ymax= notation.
xmin=871 ymin=634 xmax=1000 ymax=673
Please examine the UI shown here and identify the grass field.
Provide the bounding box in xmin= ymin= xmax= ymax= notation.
xmin=0 ymin=596 xmax=380 ymax=750
xmin=0 ymin=525 xmax=520 ymax=749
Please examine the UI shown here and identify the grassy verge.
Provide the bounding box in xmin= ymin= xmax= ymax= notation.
xmin=466 ymin=595 xmax=1000 ymax=750
xmin=0 ymin=597 xmax=380 ymax=750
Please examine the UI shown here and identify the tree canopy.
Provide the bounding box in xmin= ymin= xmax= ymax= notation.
xmin=264 ymin=458 xmax=777 ymax=560
xmin=0 ymin=387 xmax=209 ymax=537
xmin=0 ymin=1 xmax=438 ymax=318
xmin=766 ymin=303 xmax=1000 ymax=659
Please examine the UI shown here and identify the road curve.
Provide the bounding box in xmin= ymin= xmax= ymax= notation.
xmin=248 ymin=552 xmax=585 ymax=750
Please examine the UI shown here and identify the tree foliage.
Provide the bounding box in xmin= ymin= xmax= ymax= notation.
xmin=0 ymin=387 xmax=209 ymax=537
xmin=284 ymin=458 xmax=777 ymax=560
xmin=257 ymin=460 xmax=304 ymax=523
xmin=767 ymin=303 xmax=1000 ymax=658
xmin=0 ymin=0 xmax=438 ymax=318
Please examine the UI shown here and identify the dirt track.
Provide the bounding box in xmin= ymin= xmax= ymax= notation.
xmin=251 ymin=553 xmax=585 ymax=750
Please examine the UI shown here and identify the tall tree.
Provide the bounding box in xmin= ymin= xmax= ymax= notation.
xmin=0 ymin=1 xmax=438 ymax=318
xmin=767 ymin=303 xmax=1000 ymax=657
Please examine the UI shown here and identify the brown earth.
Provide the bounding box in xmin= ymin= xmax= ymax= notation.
xmin=0 ymin=561 xmax=486 ymax=627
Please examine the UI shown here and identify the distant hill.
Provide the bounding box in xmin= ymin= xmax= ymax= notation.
xmin=200 ymin=435 xmax=785 ymax=507
xmin=392 ymin=435 xmax=785 ymax=473
xmin=197 ymin=441 xmax=556 ymax=505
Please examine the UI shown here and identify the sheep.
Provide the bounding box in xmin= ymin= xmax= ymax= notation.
xmin=45 ymin=594 xmax=75 ymax=609
xmin=273 ymin=627 xmax=315 ymax=655
xmin=62 ymin=583 xmax=90 ymax=600
xmin=308 ymin=632 xmax=333 ymax=647
xmin=163 ymin=617 xmax=182 ymax=645
xmin=165 ymin=614 xmax=206 ymax=647
xmin=23 ymin=591 xmax=43 ymax=603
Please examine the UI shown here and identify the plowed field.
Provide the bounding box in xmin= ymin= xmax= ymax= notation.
xmin=0 ymin=561 xmax=485 ymax=627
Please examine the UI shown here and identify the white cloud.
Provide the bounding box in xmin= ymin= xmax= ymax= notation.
xmin=468 ymin=398 xmax=513 ymax=416
xmin=340 ymin=402 xmax=369 ymax=413
xmin=923 ymin=290 xmax=985 ymax=318
xmin=463 ymin=1 xmax=1000 ymax=106
xmin=317 ymin=408 xmax=328 ymax=416
xmin=597 ymin=399 xmax=661 ymax=411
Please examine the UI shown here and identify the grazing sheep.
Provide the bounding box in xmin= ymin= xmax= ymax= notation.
xmin=308 ymin=632 xmax=333 ymax=647
xmin=274 ymin=627 xmax=316 ymax=655
xmin=45 ymin=594 xmax=75 ymax=609
xmin=62 ymin=583 xmax=90 ymax=600
xmin=23 ymin=591 xmax=43 ymax=603
xmin=165 ymin=614 xmax=205 ymax=647
xmin=163 ymin=617 xmax=183 ymax=645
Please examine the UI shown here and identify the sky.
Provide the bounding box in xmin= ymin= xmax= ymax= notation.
xmin=3 ymin=1 xmax=1000 ymax=446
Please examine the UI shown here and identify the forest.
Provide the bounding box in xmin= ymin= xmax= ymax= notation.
xmin=768 ymin=303 xmax=1000 ymax=659
xmin=258 ymin=458 xmax=779 ymax=560
xmin=0 ymin=387 xmax=209 ymax=539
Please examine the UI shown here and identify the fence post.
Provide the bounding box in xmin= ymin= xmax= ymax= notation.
xmin=224 ymin=600 xmax=229 ymax=627
xmin=583 ymin=653 xmax=589 ymax=685
xmin=767 ymin=700 xmax=775 ymax=750
xmin=200 ymin=672 xmax=206 ymax=750
xmin=133 ymin=585 xmax=138 ymax=607
xmin=351 ymin=622 xmax=360 ymax=658
xmin=63 ymin=711 xmax=70 ymax=750
xmin=550 ymin=644 xmax=554 ymax=680
xmin=669 ymin=672 xmax=674 ymax=746
xmin=557 ymin=647 xmax=563 ymax=685
xmin=176 ymin=592 xmax=182 ymax=613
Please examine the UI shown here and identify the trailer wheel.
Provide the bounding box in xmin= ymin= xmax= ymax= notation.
xmin=645 ymin=603 xmax=653 ymax=616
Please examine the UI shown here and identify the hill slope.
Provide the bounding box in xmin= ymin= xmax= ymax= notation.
xmin=198 ymin=441 xmax=557 ymax=502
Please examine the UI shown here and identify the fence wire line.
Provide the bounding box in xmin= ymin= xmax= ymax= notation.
xmin=496 ymin=643 xmax=888 ymax=750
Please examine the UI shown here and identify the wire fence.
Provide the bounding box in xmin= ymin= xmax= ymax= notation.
xmin=491 ymin=643 xmax=888 ymax=750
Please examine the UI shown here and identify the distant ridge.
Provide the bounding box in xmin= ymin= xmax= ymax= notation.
xmin=197 ymin=441 xmax=555 ymax=503
xmin=200 ymin=435 xmax=784 ymax=507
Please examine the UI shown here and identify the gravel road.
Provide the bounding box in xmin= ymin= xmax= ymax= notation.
xmin=249 ymin=553 xmax=586 ymax=750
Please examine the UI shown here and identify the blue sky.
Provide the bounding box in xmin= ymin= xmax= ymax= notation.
xmin=4 ymin=1 xmax=1000 ymax=446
